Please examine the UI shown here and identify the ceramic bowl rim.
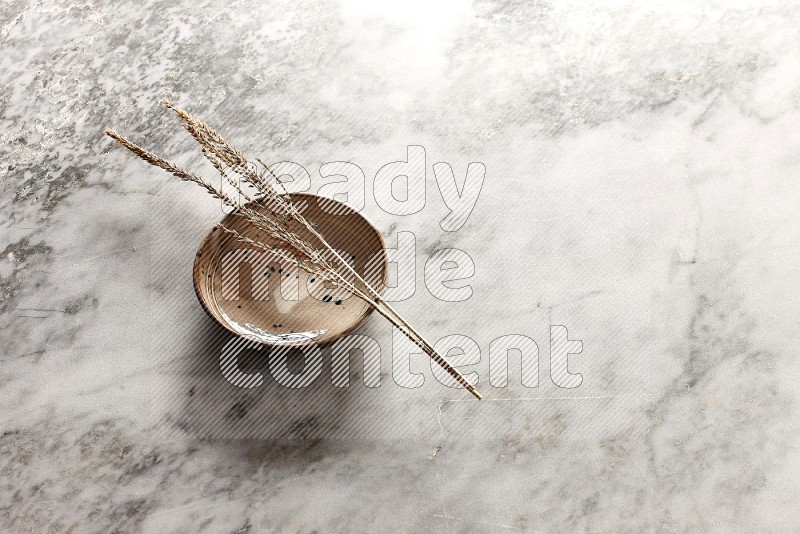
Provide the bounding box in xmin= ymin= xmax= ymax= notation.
xmin=192 ymin=192 xmax=389 ymax=347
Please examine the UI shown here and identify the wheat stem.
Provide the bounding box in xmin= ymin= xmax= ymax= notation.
xmin=105 ymin=105 xmax=482 ymax=400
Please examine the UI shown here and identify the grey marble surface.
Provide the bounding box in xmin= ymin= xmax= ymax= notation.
xmin=3 ymin=0 xmax=800 ymax=532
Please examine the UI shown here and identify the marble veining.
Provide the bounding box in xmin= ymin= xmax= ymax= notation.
xmin=2 ymin=0 xmax=800 ymax=532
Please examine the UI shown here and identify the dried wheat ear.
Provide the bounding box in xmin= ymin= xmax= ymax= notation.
xmin=105 ymin=100 xmax=482 ymax=400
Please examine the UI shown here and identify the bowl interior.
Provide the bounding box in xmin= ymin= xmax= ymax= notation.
xmin=193 ymin=194 xmax=388 ymax=346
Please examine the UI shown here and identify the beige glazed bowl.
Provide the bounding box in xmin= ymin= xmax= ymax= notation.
xmin=193 ymin=193 xmax=389 ymax=346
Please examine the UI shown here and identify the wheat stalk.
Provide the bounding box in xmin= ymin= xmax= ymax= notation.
xmin=105 ymin=101 xmax=482 ymax=400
